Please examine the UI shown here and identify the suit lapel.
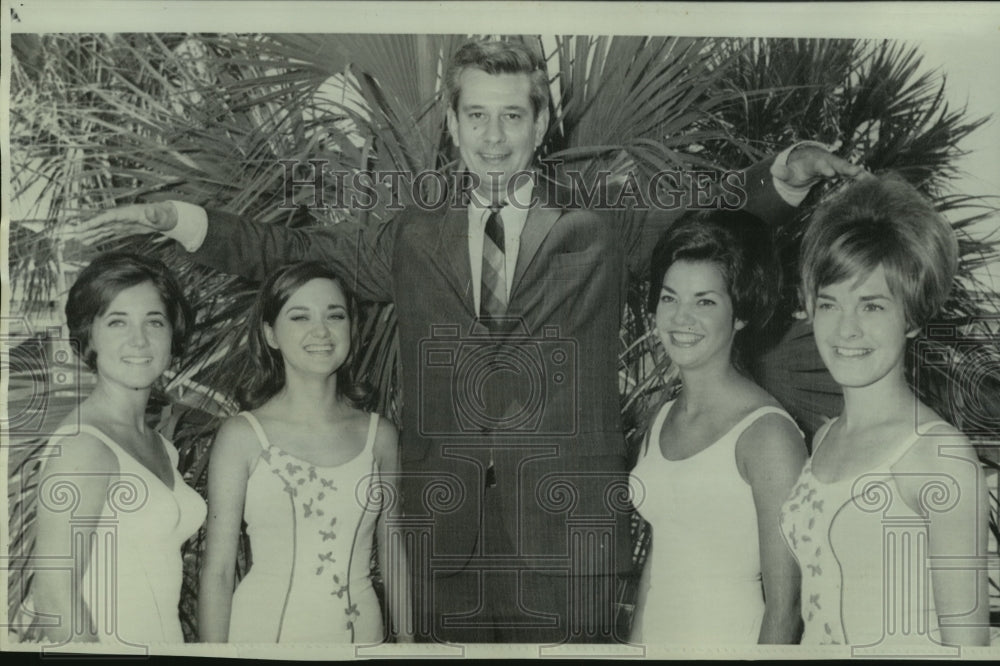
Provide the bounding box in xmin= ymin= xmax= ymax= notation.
xmin=512 ymin=191 xmax=563 ymax=296
xmin=435 ymin=204 xmax=476 ymax=315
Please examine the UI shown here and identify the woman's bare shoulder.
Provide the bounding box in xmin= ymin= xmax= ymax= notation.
xmin=41 ymin=424 xmax=119 ymax=477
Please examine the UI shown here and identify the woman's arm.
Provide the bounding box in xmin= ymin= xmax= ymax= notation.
xmin=629 ymin=538 xmax=653 ymax=643
xmin=737 ymin=414 xmax=808 ymax=644
xmin=373 ymin=418 xmax=413 ymax=643
xmin=628 ymin=421 xmax=655 ymax=643
xmin=30 ymin=433 xmax=117 ymax=643
xmin=895 ymin=428 xmax=990 ymax=646
xmin=198 ymin=417 xmax=256 ymax=643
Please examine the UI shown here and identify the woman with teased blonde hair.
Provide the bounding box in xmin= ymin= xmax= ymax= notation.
xmin=780 ymin=174 xmax=989 ymax=646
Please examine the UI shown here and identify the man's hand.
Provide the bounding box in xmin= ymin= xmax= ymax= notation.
xmin=771 ymin=143 xmax=868 ymax=188
xmin=74 ymin=201 xmax=179 ymax=246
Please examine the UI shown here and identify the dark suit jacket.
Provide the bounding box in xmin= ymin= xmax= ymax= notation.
xmin=191 ymin=158 xmax=796 ymax=574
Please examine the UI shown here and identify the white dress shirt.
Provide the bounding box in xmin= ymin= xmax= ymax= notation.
xmin=466 ymin=180 xmax=534 ymax=312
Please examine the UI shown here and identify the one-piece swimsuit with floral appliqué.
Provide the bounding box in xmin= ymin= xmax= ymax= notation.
xmin=779 ymin=418 xmax=947 ymax=646
xmin=227 ymin=412 xmax=384 ymax=644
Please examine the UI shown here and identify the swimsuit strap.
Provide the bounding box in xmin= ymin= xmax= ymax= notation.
xmin=44 ymin=423 xmax=177 ymax=490
xmin=642 ymin=399 xmax=676 ymax=459
xmin=74 ymin=423 xmax=117 ymax=447
xmin=241 ymin=410 xmax=380 ymax=459
xmin=645 ymin=401 xmax=800 ymax=456
xmin=811 ymin=417 xmax=953 ymax=469
xmin=364 ymin=412 xmax=379 ymax=454
xmin=46 ymin=423 xmax=122 ymax=451
xmin=811 ymin=417 xmax=838 ymax=454
xmin=238 ymin=411 xmax=272 ymax=450
xmin=884 ymin=419 xmax=953 ymax=467
xmin=42 ymin=424 xmax=127 ymax=470
xmin=727 ymin=405 xmax=803 ymax=442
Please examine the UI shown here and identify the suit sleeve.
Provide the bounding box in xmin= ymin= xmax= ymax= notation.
xmin=189 ymin=209 xmax=397 ymax=303
xmin=627 ymin=156 xmax=797 ymax=278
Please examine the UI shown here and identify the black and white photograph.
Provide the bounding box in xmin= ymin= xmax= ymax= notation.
xmin=3 ymin=0 xmax=999 ymax=659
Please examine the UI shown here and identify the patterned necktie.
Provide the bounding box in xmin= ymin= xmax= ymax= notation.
xmin=480 ymin=205 xmax=507 ymax=323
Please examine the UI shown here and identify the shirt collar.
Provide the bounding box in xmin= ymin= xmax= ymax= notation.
xmin=468 ymin=178 xmax=536 ymax=218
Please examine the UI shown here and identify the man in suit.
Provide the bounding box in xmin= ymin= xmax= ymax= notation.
xmin=80 ymin=39 xmax=862 ymax=644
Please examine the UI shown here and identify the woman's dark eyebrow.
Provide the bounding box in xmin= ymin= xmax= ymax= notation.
xmin=103 ymin=309 xmax=166 ymax=317
xmin=660 ymin=286 xmax=723 ymax=297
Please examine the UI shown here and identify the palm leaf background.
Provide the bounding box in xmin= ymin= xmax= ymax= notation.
xmin=7 ymin=33 xmax=999 ymax=640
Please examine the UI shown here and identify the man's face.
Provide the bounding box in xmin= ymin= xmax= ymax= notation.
xmin=447 ymin=68 xmax=548 ymax=202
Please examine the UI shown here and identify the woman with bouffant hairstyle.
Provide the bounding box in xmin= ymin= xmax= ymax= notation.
xmin=780 ymin=174 xmax=989 ymax=646
xmin=27 ymin=252 xmax=206 ymax=644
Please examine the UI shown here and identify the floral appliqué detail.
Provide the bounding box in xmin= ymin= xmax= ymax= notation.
xmin=265 ymin=447 xmax=358 ymax=628
xmin=345 ymin=602 xmax=360 ymax=633
xmin=780 ymin=466 xmax=845 ymax=645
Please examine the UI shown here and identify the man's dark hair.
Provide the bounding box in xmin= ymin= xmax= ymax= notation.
xmin=445 ymin=39 xmax=549 ymax=118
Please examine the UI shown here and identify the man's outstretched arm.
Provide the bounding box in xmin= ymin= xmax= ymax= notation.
xmin=77 ymin=202 xmax=396 ymax=302
xmin=629 ymin=143 xmax=866 ymax=277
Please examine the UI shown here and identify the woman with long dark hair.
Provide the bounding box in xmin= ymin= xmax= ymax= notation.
xmin=198 ymin=261 xmax=411 ymax=644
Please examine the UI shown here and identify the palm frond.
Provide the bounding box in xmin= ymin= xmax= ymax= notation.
xmin=8 ymin=33 xmax=999 ymax=641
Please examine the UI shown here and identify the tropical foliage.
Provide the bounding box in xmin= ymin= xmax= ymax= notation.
xmin=7 ymin=33 xmax=999 ymax=641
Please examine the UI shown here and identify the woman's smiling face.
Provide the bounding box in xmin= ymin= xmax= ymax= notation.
xmin=810 ymin=264 xmax=915 ymax=390
xmin=89 ymin=281 xmax=173 ymax=390
xmin=654 ymin=259 xmax=745 ymax=372
xmin=264 ymin=277 xmax=351 ymax=378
